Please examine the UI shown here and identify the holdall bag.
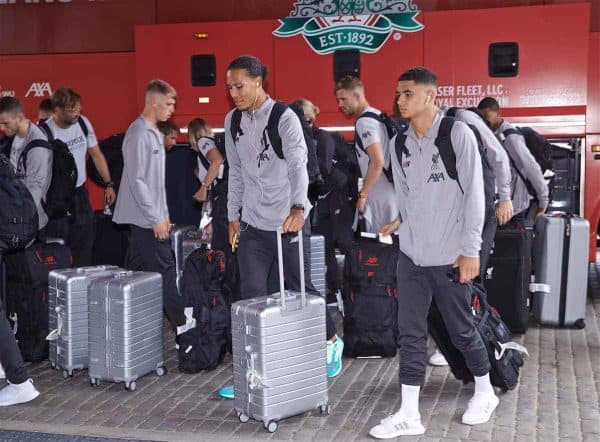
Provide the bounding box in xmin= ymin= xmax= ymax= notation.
xmin=428 ymin=283 xmax=528 ymax=392
xmin=232 ymin=228 xmax=330 ymax=433
xmin=177 ymin=246 xmax=229 ymax=373
xmin=342 ymin=238 xmax=398 ymax=358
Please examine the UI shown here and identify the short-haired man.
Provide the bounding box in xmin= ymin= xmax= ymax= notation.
xmin=42 ymin=88 xmax=116 ymax=267
xmin=335 ymin=75 xmax=398 ymax=234
xmin=0 ymin=97 xmax=52 ymax=234
xmin=217 ymin=55 xmax=343 ymax=400
xmin=38 ymin=98 xmax=53 ymax=124
xmin=370 ymin=67 xmax=497 ymax=438
xmin=113 ymin=79 xmax=184 ymax=333
xmin=477 ymin=97 xmax=548 ymax=226
xmin=157 ymin=120 xmax=179 ymax=151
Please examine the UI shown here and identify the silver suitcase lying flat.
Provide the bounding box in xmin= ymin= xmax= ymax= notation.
xmin=88 ymin=270 xmax=166 ymax=391
xmin=531 ymin=213 xmax=589 ymax=328
xmin=171 ymin=225 xmax=209 ymax=295
xmin=232 ymin=229 xmax=330 ymax=433
xmin=47 ymin=265 xmax=120 ymax=378
xmin=310 ymin=235 xmax=326 ymax=297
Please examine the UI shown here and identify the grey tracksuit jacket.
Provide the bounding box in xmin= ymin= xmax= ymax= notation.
xmin=113 ymin=116 xmax=170 ymax=229
xmin=225 ymin=97 xmax=312 ymax=231
xmin=495 ymin=120 xmax=549 ymax=215
xmin=442 ymin=107 xmax=512 ymax=202
xmin=391 ymin=111 xmax=485 ymax=266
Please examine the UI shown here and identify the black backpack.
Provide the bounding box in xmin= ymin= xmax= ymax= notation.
xmin=33 ymin=119 xmax=84 ymax=218
xmin=428 ymin=283 xmax=526 ymax=392
xmin=178 ymin=246 xmax=229 ymax=373
xmin=0 ymin=154 xmax=38 ymax=250
xmin=87 ymin=132 xmax=124 ymax=192
xmin=395 ymin=116 xmax=497 ymax=211
xmin=342 ymin=239 xmax=399 ymax=358
xmin=230 ymin=101 xmax=321 ymax=185
xmin=503 ymin=126 xmax=553 ymax=173
xmin=355 ymin=112 xmax=406 ymax=183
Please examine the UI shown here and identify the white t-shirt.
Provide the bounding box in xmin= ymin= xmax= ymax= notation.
xmin=196 ymin=136 xmax=217 ymax=183
xmin=44 ymin=115 xmax=97 ymax=187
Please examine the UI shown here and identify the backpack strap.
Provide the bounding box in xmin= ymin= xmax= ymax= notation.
xmin=77 ymin=116 xmax=89 ymax=139
xmin=20 ymin=139 xmax=51 ymax=172
xmin=355 ymin=111 xmax=385 ymax=153
xmin=38 ymin=121 xmax=54 ymax=142
xmin=446 ymin=107 xmax=460 ymax=118
xmin=502 ymin=127 xmax=521 ymax=139
xmin=393 ymin=130 xmax=408 ymax=178
xmin=230 ymin=110 xmax=242 ymax=145
xmin=435 ymin=116 xmax=464 ymax=194
xmin=264 ymin=101 xmax=287 ymax=160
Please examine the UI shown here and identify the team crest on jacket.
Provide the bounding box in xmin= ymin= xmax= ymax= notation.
xmin=431 ymin=153 xmax=440 ymax=171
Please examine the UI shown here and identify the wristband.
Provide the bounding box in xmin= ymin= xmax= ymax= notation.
xmin=105 ymin=181 xmax=114 ymax=188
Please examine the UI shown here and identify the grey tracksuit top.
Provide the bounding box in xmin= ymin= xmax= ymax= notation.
xmin=9 ymin=122 xmax=52 ymax=229
xmin=495 ymin=120 xmax=549 ymax=215
xmin=113 ymin=116 xmax=169 ymax=229
xmin=225 ymin=97 xmax=312 ymax=231
xmin=441 ymin=107 xmax=512 ymax=202
xmin=391 ymin=111 xmax=485 ymax=266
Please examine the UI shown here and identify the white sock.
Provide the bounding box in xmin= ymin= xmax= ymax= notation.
xmin=399 ymin=384 xmax=421 ymax=420
xmin=474 ymin=373 xmax=494 ymax=396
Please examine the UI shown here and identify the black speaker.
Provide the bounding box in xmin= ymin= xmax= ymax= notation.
xmin=488 ymin=42 xmax=519 ymax=77
xmin=334 ymin=50 xmax=360 ymax=81
xmin=191 ymin=54 xmax=216 ymax=86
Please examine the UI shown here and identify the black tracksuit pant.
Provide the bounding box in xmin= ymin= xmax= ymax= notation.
xmin=236 ymin=219 xmax=337 ymax=340
xmin=45 ymin=185 xmax=94 ymax=267
xmin=125 ymin=225 xmax=185 ymax=330
xmin=396 ymin=251 xmax=490 ymax=386
xmin=479 ymin=206 xmax=498 ymax=279
xmin=0 ymin=252 xmax=29 ymax=385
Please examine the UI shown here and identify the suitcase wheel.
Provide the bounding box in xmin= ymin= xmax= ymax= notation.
xmin=264 ymin=420 xmax=278 ymax=433
xmin=238 ymin=412 xmax=250 ymax=424
xmin=90 ymin=378 xmax=99 ymax=387
xmin=575 ymin=319 xmax=585 ymax=329
xmin=125 ymin=381 xmax=137 ymax=392
xmin=156 ymin=366 xmax=167 ymax=377
xmin=319 ymin=404 xmax=331 ymax=415
xmin=62 ymin=370 xmax=73 ymax=379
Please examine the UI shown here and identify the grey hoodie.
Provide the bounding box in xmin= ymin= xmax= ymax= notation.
xmin=225 ymin=97 xmax=312 ymax=231
xmin=10 ymin=122 xmax=52 ymax=229
xmin=495 ymin=120 xmax=549 ymax=215
xmin=391 ymin=111 xmax=485 ymax=266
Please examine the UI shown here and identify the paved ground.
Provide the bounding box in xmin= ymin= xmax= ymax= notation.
xmin=0 ymin=267 xmax=599 ymax=441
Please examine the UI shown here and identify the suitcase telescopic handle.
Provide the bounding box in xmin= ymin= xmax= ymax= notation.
xmin=276 ymin=227 xmax=306 ymax=310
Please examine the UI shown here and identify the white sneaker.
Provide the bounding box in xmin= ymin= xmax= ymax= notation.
xmin=461 ymin=392 xmax=499 ymax=425
xmin=428 ymin=349 xmax=449 ymax=366
xmin=0 ymin=379 xmax=40 ymax=406
xmin=0 ymin=363 xmax=5 ymax=380
xmin=369 ymin=412 xmax=425 ymax=439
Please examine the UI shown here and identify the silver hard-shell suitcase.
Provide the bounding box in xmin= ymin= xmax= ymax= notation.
xmin=531 ymin=213 xmax=589 ymax=328
xmin=232 ymin=229 xmax=330 ymax=433
xmin=47 ymin=265 xmax=120 ymax=378
xmin=171 ymin=225 xmax=209 ymax=295
xmin=88 ymin=270 xmax=166 ymax=390
xmin=310 ymin=235 xmax=326 ymax=297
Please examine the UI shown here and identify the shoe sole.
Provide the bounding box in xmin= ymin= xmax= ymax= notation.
xmin=369 ymin=425 xmax=425 ymax=439
xmin=0 ymin=390 xmax=39 ymax=407
xmin=461 ymin=399 xmax=499 ymax=425
xmin=428 ymin=360 xmax=449 ymax=367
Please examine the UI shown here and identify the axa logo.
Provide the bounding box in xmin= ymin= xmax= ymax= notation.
xmin=25 ymin=82 xmax=52 ymax=98
xmin=274 ymin=0 xmax=424 ymax=55
xmin=427 ymin=172 xmax=445 ymax=183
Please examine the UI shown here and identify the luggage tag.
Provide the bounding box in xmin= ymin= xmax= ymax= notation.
xmin=494 ymin=341 xmax=529 ymax=360
xmin=359 ymin=232 xmax=393 ymax=245
xmin=176 ymin=307 xmax=197 ymax=335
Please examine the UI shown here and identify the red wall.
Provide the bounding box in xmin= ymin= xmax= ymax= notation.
xmin=0 ymin=0 xmax=597 ymax=54
xmin=586 ymin=32 xmax=600 ymax=260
